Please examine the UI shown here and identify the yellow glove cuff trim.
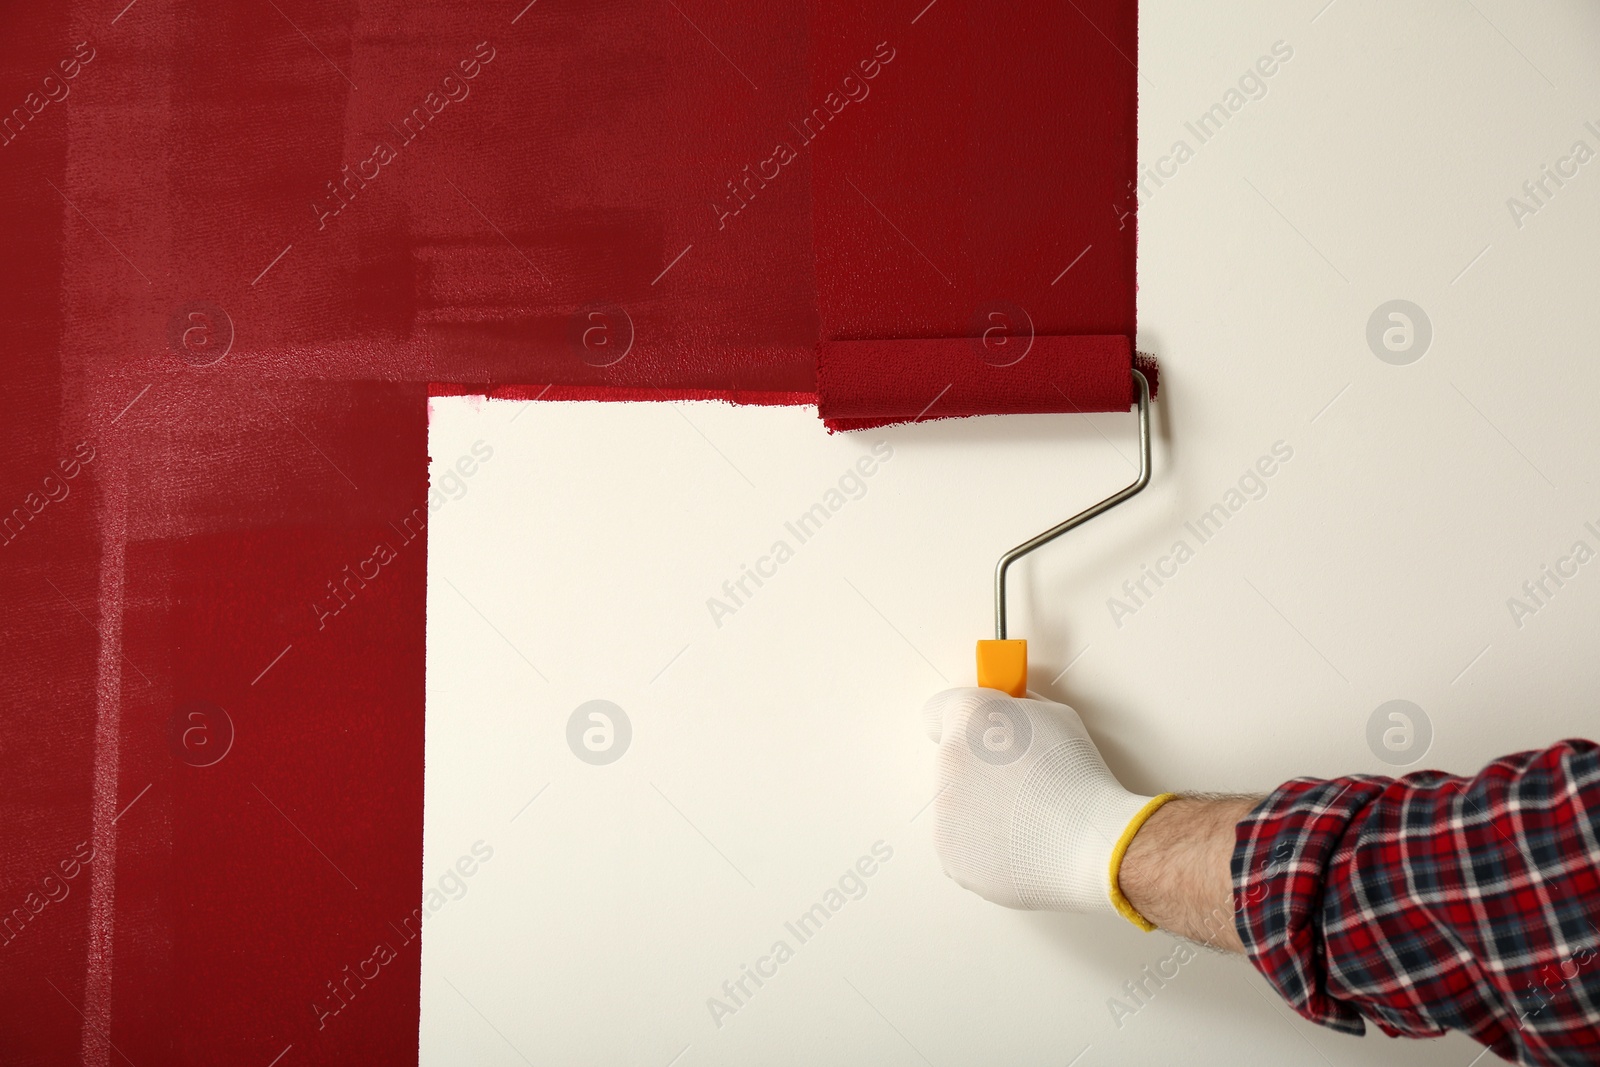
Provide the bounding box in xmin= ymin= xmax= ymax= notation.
xmin=1108 ymin=792 xmax=1178 ymax=932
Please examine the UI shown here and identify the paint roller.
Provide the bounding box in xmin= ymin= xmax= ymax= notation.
xmin=816 ymin=335 xmax=1156 ymax=695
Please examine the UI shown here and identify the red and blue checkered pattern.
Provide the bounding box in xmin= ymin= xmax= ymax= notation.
xmin=1233 ymin=741 xmax=1600 ymax=1066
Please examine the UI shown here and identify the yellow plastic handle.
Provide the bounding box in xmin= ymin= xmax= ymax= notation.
xmin=976 ymin=639 xmax=1027 ymax=696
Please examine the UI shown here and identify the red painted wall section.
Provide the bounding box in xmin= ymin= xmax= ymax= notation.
xmin=0 ymin=1 xmax=1135 ymax=1063
xmin=807 ymin=3 xmax=1137 ymax=342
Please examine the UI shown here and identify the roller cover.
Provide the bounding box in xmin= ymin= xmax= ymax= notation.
xmin=818 ymin=338 xmax=1155 ymax=431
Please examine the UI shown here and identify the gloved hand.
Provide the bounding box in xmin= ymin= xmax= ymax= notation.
xmin=922 ymin=687 xmax=1174 ymax=928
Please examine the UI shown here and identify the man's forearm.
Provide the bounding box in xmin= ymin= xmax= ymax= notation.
xmin=1118 ymin=795 xmax=1260 ymax=952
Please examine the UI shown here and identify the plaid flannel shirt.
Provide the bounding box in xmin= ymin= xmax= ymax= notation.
xmin=1232 ymin=741 xmax=1600 ymax=1067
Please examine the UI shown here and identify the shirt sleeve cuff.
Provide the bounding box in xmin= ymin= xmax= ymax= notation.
xmin=1230 ymin=775 xmax=1395 ymax=1037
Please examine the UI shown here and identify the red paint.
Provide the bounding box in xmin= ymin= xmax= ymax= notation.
xmin=429 ymin=383 xmax=816 ymax=408
xmin=0 ymin=0 xmax=1134 ymax=1062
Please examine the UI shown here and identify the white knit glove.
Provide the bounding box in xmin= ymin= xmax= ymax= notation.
xmin=922 ymin=687 xmax=1173 ymax=928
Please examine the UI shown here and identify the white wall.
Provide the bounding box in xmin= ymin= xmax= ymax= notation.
xmin=422 ymin=0 xmax=1600 ymax=1062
